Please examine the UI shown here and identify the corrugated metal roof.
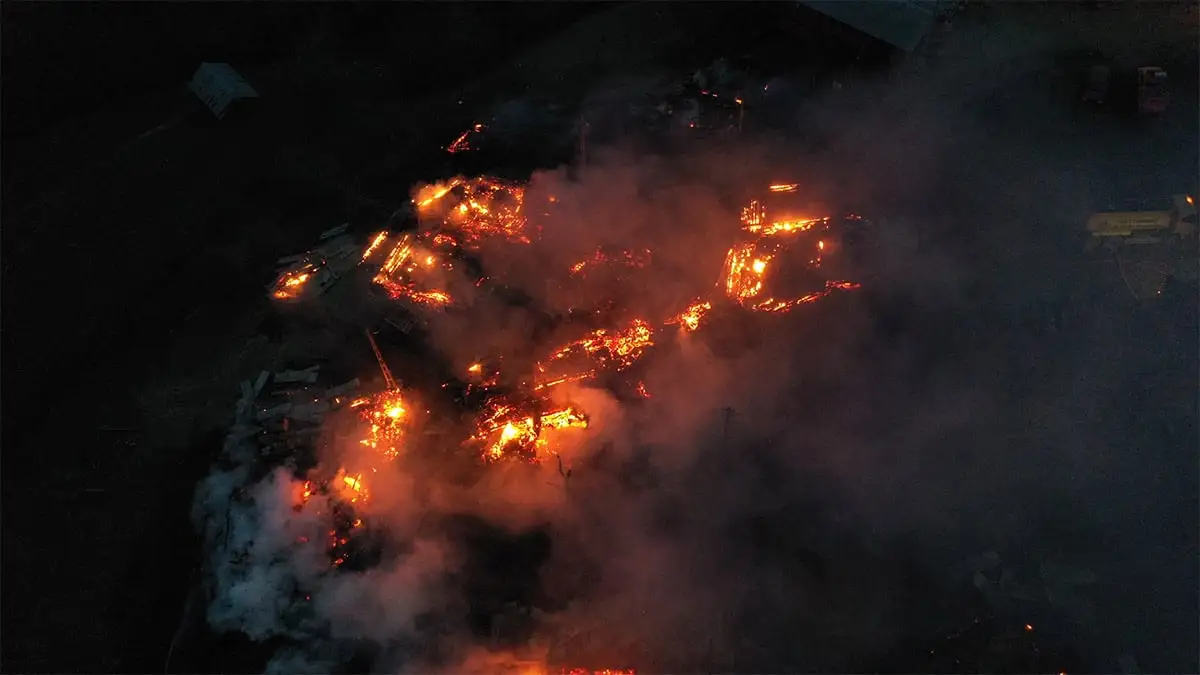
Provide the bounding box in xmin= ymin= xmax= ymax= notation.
xmin=798 ymin=0 xmax=940 ymax=52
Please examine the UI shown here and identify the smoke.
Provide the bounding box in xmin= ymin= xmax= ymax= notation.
xmin=192 ymin=6 xmax=1197 ymax=672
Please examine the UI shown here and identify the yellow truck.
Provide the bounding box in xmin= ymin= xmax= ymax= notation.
xmin=1086 ymin=194 xmax=1196 ymax=249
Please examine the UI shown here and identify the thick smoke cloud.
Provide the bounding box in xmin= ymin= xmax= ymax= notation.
xmin=193 ymin=6 xmax=1197 ymax=673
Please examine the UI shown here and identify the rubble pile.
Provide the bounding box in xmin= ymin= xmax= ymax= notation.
xmin=197 ymin=176 xmax=873 ymax=673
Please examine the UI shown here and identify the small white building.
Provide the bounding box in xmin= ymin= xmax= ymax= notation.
xmin=189 ymin=62 xmax=259 ymax=119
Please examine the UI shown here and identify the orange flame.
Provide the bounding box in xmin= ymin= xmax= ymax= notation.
xmin=356 ymin=389 xmax=411 ymax=459
xmin=541 ymin=318 xmax=655 ymax=382
xmin=442 ymin=177 xmax=530 ymax=245
xmin=447 ymin=122 xmax=485 ymax=154
xmin=745 ymin=217 xmax=826 ymax=236
xmin=360 ymin=231 xmax=389 ymax=263
xmin=372 ymin=232 xmax=457 ymax=307
xmin=667 ymin=300 xmax=712 ymax=332
xmin=272 ymin=261 xmax=321 ymax=301
xmin=471 ymin=395 xmax=589 ymax=462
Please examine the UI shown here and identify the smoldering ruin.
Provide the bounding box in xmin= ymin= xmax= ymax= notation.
xmin=159 ymin=4 xmax=1197 ymax=675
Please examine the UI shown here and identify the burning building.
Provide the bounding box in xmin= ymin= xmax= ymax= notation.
xmin=196 ymin=175 xmax=880 ymax=673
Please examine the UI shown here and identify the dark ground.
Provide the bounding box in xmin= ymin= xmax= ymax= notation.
xmin=3 ymin=2 xmax=1197 ymax=673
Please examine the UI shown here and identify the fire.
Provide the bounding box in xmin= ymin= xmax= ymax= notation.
xmin=720 ymin=231 xmax=860 ymax=312
xmin=373 ymin=177 xmax=532 ymax=306
xmin=568 ymin=247 xmax=652 ymax=277
xmin=373 ymin=232 xmax=458 ymax=307
xmin=544 ymin=318 xmax=655 ymax=373
xmin=471 ymin=395 xmax=589 ymax=462
xmin=415 ymin=178 xmax=465 ymax=210
xmin=721 ymin=241 xmax=771 ymax=302
xmin=335 ymin=468 xmax=369 ymax=504
xmin=360 ymin=231 xmax=389 ymax=263
xmin=769 ymin=183 xmax=799 ymax=193
xmin=667 ymin=300 xmax=712 ymax=332
xmin=447 ymin=122 xmax=485 ymax=154
xmin=272 ymin=261 xmax=321 ymax=300
xmin=355 ymin=389 xmax=412 ymax=459
xmin=442 ymin=176 xmax=530 ymax=245
xmin=745 ymin=217 xmax=826 ymax=236
xmin=749 ymin=279 xmax=861 ymax=313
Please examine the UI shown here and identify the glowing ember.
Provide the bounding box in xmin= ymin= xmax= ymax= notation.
xmin=721 ymin=241 xmax=771 ymax=303
xmin=545 ymin=318 xmax=655 ymax=371
xmin=568 ymin=247 xmax=652 ymax=277
xmin=471 ymin=395 xmax=589 ymax=462
xmin=415 ymin=178 xmax=465 ymax=210
xmin=335 ymin=468 xmax=369 ymax=504
xmin=447 ymin=122 xmax=485 ymax=154
xmin=667 ymin=300 xmax=712 ymax=332
xmin=768 ymin=183 xmax=799 ymax=193
xmin=355 ymin=389 xmax=412 ymax=459
xmin=720 ymin=231 xmax=860 ymax=312
xmin=745 ymin=217 xmax=826 ymax=237
xmin=372 ymin=232 xmax=459 ymax=307
xmin=272 ymin=261 xmax=321 ymax=301
xmin=360 ymin=231 xmax=389 ymax=263
xmin=741 ymin=200 xmax=765 ymax=228
xmin=748 ymin=279 xmax=861 ymax=312
xmin=442 ymin=176 xmax=530 ymax=245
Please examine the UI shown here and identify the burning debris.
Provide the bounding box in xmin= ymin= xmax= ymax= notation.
xmin=447 ymin=122 xmax=487 ymax=154
xmin=666 ymin=300 xmax=712 ymax=332
xmin=568 ymin=247 xmax=652 ymax=278
xmin=215 ymin=176 xmax=877 ymax=672
xmin=269 ymin=228 xmax=362 ymax=302
xmin=469 ymin=393 xmax=589 ymax=463
xmin=413 ymin=175 xmax=532 ymax=245
xmin=718 ymin=185 xmax=865 ymax=311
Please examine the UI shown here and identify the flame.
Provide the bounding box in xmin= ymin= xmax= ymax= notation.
xmin=667 ymin=300 xmax=712 ymax=331
xmin=748 ymin=280 xmax=861 ymax=312
xmin=336 ymin=468 xmax=369 ymax=503
xmin=568 ymin=247 xmax=651 ymax=278
xmin=720 ymin=233 xmax=860 ymax=311
xmin=544 ymin=318 xmax=655 ymax=373
xmin=360 ymin=231 xmax=389 ymax=263
xmin=446 ymin=122 xmax=486 ymax=154
xmin=443 ymin=177 xmax=530 ymax=245
xmin=372 ymin=232 xmax=458 ymax=307
xmin=745 ymin=217 xmax=826 ymax=236
xmin=769 ymin=183 xmax=799 ymax=193
xmin=356 ymin=389 xmax=412 ymax=459
xmin=471 ymin=394 xmax=589 ymax=462
xmin=374 ymin=177 xmax=532 ymax=309
xmin=721 ymin=241 xmax=771 ymax=302
xmin=272 ymin=261 xmax=321 ymax=301
xmin=415 ymin=178 xmax=465 ymax=209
